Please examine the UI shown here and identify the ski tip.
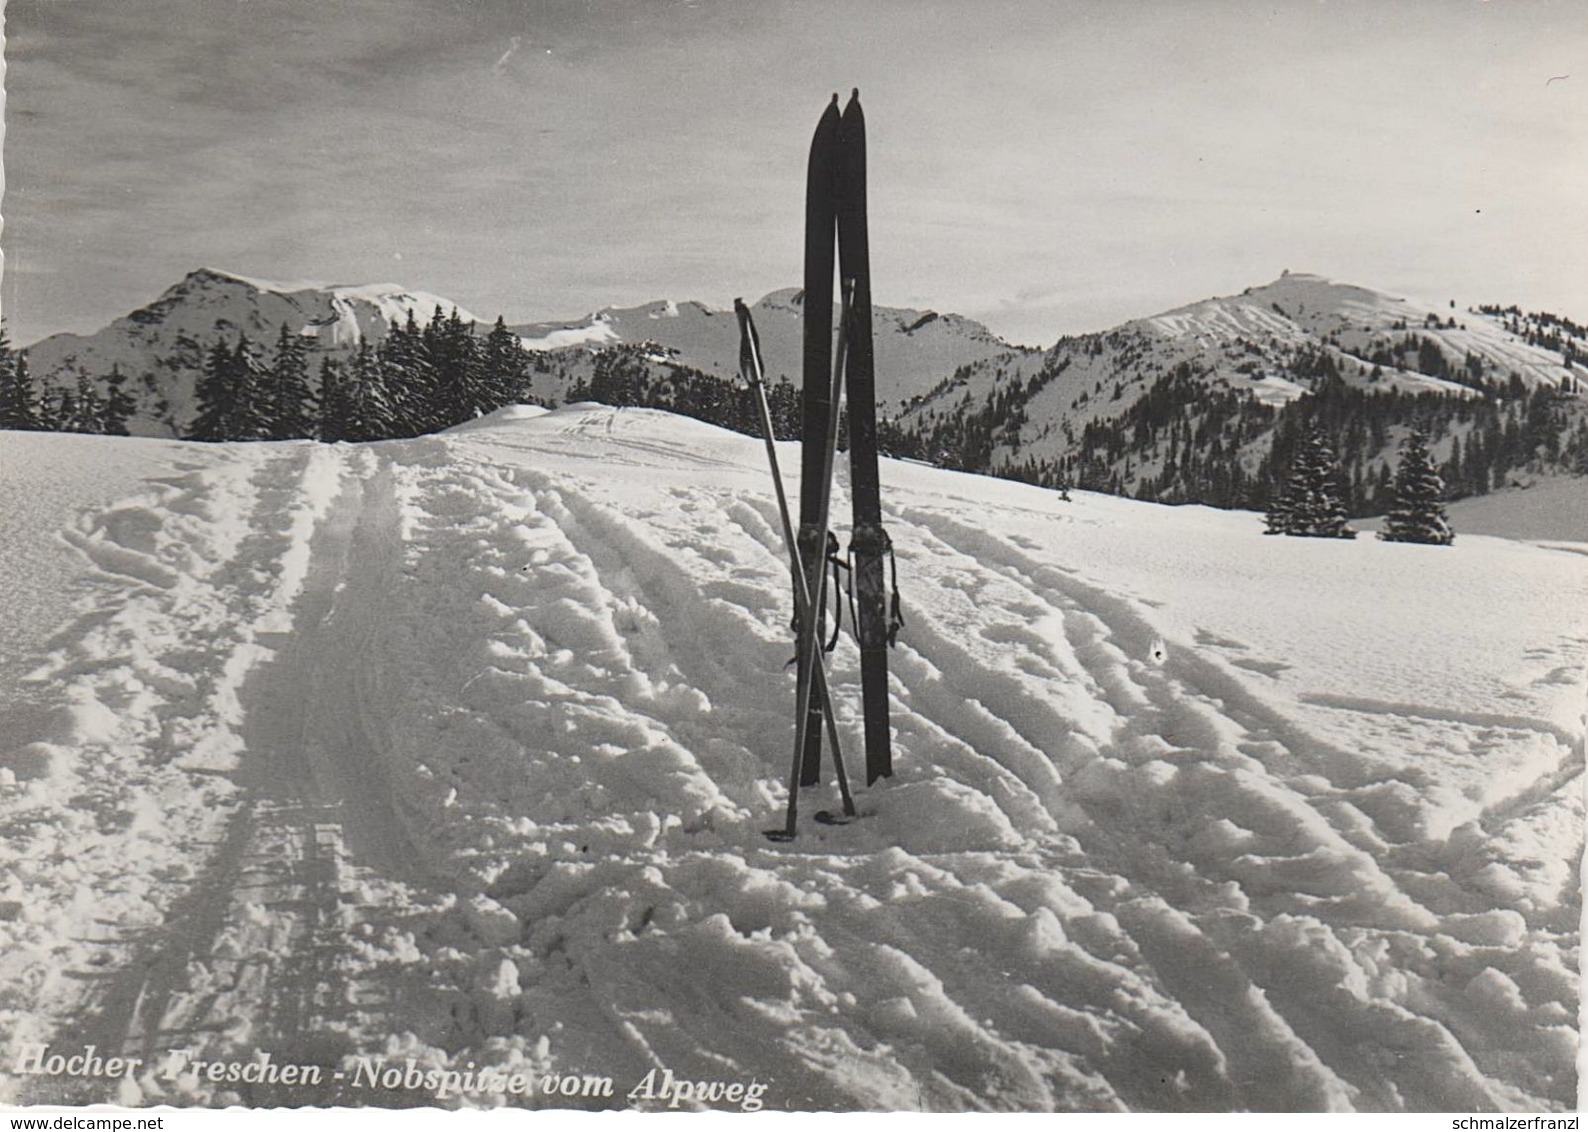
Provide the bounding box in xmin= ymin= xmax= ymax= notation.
xmin=830 ymin=92 xmax=839 ymax=104
xmin=851 ymin=87 xmax=860 ymax=100
xmin=763 ymin=828 xmax=797 ymax=843
xmin=814 ymin=96 xmax=841 ymax=135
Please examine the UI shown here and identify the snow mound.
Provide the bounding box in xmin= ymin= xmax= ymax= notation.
xmin=443 ymin=404 xmax=553 ymax=434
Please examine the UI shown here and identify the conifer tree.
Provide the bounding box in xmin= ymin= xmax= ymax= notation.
xmin=480 ymin=316 xmax=530 ymax=412
xmin=267 ymin=323 xmax=316 ymax=439
xmin=345 ymin=337 xmax=397 ymax=441
xmin=102 ymin=366 xmax=136 ymax=435
xmin=229 ymin=334 xmax=276 ymax=441
xmin=53 ymin=373 xmax=110 ymax=434
xmin=189 ymin=338 xmax=240 ymax=440
xmin=381 ymin=311 xmax=436 ymax=437
xmin=1380 ymin=430 xmax=1454 ymax=545
xmin=0 ymin=332 xmax=43 ymax=430
xmin=1265 ymin=428 xmax=1356 ymax=538
xmin=427 ymin=306 xmax=481 ymax=427
xmin=76 ymin=373 xmax=107 ymax=433
xmin=317 ymin=356 xmax=349 ymax=442
xmin=53 ymin=388 xmax=80 ymax=433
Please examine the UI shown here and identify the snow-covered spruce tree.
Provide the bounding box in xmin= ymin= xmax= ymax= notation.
xmin=1263 ymin=486 xmax=1296 ymax=535
xmin=1264 ymin=428 xmax=1356 ymax=538
xmin=381 ymin=310 xmax=438 ymax=437
xmin=1380 ymin=430 xmax=1454 ymax=546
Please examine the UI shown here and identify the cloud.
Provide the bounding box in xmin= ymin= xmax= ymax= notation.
xmin=4 ymin=0 xmax=1585 ymax=347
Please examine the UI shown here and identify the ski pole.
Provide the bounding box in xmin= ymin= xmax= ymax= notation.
xmin=735 ymin=300 xmax=857 ymax=833
xmin=771 ymin=280 xmax=857 ymax=840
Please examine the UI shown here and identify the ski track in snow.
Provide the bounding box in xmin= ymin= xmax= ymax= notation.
xmin=0 ymin=405 xmax=1580 ymax=1112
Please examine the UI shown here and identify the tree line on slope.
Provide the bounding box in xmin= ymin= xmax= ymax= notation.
xmin=526 ymin=341 xmax=1464 ymax=546
xmin=195 ymin=309 xmax=540 ymax=442
xmin=565 ymin=345 xmax=805 ymax=439
xmin=1476 ymin=304 xmax=1587 ymax=370
xmin=884 ymin=345 xmax=1588 ymax=516
xmin=0 ymin=310 xmax=541 ymax=442
xmin=3 ymin=311 xmax=1581 ymax=535
xmin=0 ymin=328 xmax=140 ymax=434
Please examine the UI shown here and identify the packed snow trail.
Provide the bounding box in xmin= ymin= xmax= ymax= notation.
xmin=0 ymin=405 xmax=1580 ymax=1111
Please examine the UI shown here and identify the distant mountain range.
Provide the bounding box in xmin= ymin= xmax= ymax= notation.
xmin=19 ymin=268 xmax=1586 ymax=513
xmin=509 ymin=287 xmax=1022 ymax=410
xmin=889 ymin=272 xmax=1586 ymax=497
xmin=22 ymin=269 xmax=1026 ymax=435
xmin=22 ymin=270 xmax=483 ymax=433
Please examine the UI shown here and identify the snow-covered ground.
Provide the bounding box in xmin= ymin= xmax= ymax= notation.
xmin=0 ymin=405 xmax=1582 ymax=1112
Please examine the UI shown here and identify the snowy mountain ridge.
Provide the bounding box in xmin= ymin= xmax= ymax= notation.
xmin=890 ymin=272 xmax=1588 ymax=502
xmin=17 ymin=269 xmax=1587 ymax=515
xmin=136 ymin=268 xmax=483 ymax=347
xmin=1137 ymin=272 xmax=1576 ymax=395
xmin=510 ymin=285 xmax=1026 ymax=407
xmin=21 ymin=269 xmax=485 ymax=433
xmin=20 ymin=270 xmax=1030 ymax=436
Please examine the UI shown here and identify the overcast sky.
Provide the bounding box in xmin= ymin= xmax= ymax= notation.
xmin=2 ymin=0 xmax=1584 ymax=348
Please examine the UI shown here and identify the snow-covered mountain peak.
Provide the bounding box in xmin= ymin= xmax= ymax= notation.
xmin=173 ymin=269 xmax=481 ymax=328
xmin=188 ymin=267 xmax=334 ymax=294
xmin=323 ymin=281 xmax=481 ymax=331
xmin=1141 ymin=272 xmax=1413 ymax=345
xmin=22 ymin=269 xmax=493 ymax=435
xmin=504 ymin=290 xmax=1025 ymax=409
xmin=1126 ymin=271 xmax=1576 ymax=396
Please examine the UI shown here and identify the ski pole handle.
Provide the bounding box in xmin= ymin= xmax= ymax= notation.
xmin=735 ymin=298 xmax=767 ymax=389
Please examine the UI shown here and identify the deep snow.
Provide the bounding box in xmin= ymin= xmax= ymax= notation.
xmin=0 ymin=405 xmax=1581 ymax=1112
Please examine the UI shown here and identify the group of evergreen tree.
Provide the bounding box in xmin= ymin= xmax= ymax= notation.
xmin=0 ymin=329 xmax=137 ymax=434
xmin=3 ymin=306 xmax=541 ymax=445
xmin=190 ymin=309 xmax=535 ymax=443
xmin=1265 ymin=427 xmax=1453 ymax=545
xmin=3 ymin=298 xmax=1581 ymax=547
xmin=566 ymin=345 xmax=803 ymax=440
xmin=189 ymin=325 xmax=317 ymax=441
xmin=926 ymin=350 xmax=1585 ymax=515
xmin=1477 ymin=304 xmax=1587 ymax=370
xmin=549 ymin=336 xmax=1584 ymax=525
xmin=1264 ymin=429 xmax=1357 ymax=538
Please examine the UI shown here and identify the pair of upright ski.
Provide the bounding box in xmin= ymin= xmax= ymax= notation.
xmin=739 ymin=90 xmax=899 ymax=842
